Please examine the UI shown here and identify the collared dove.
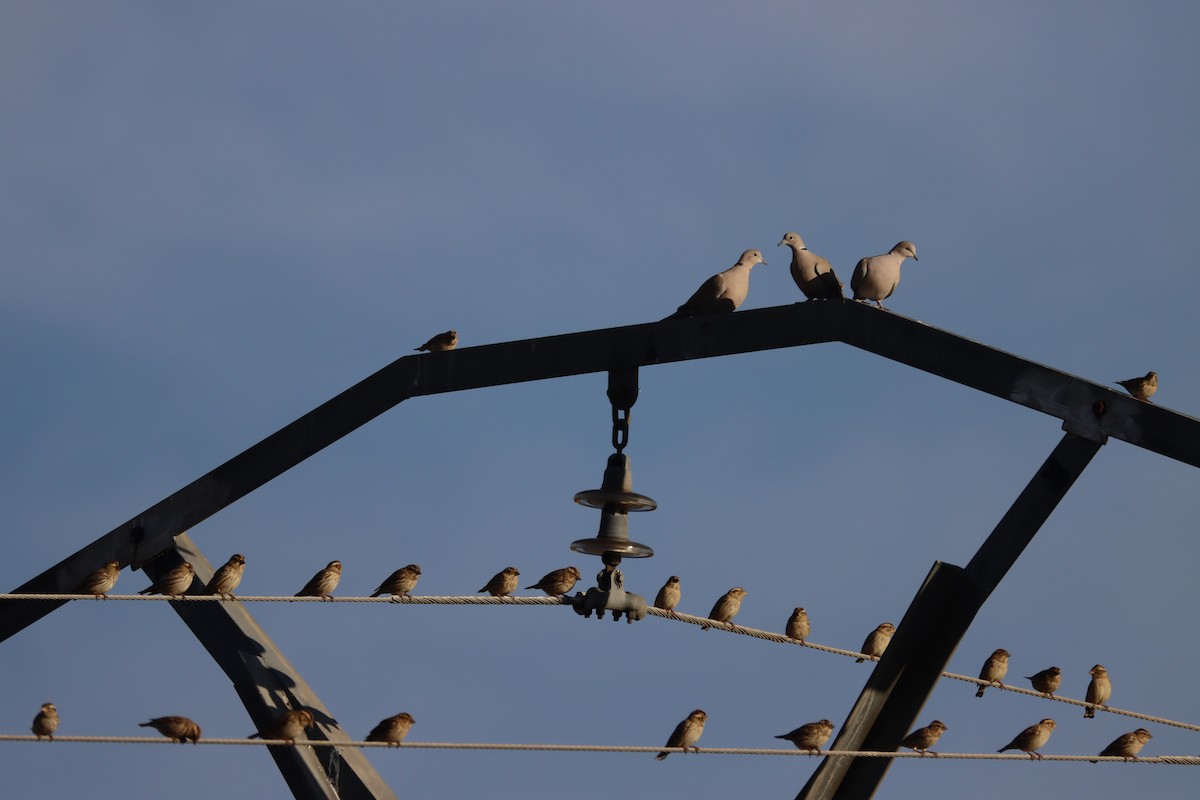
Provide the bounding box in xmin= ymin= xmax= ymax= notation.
xmin=665 ymin=249 xmax=766 ymax=319
xmin=778 ymin=232 xmax=842 ymax=300
xmin=1115 ymin=371 xmax=1157 ymax=401
xmin=850 ymin=241 xmax=918 ymax=309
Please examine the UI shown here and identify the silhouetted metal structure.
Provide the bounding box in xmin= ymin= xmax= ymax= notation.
xmin=3 ymin=299 xmax=1198 ymax=799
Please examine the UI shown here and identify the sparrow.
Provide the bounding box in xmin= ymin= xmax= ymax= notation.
xmin=366 ymin=712 xmax=415 ymax=747
xmin=478 ymin=567 xmax=520 ymax=597
xmin=1093 ymin=728 xmax=1152 ymax=762
xmin=32 ymin=703 xmax=58 ymax=741
xmin=1084 ymin=664 xmax=1111 ymax=718
xmin=296 ymin=561 xmax=342 ymax=600
xmin=139 ymin=716 xmax=202 ymax=744
xmin=76 ymin=560 xmax=121 ymax=598
xmin=250 ymin=709 xmax=316 ymax=744
xmin=370 ymin=564 xmax=422 ymax=598
xmin=207 ymin=553 xmax=246 ymax=599
xmin=778 ymin=232 xmax=843 ymax=300
xmin=653 ymin=576 xmax=681 ymax=612
xmin=138 ymin=562 xmax=196 ymax=598
xmin=776 ymin=719 xmax=835 ymax=755
xmin=900 ymin=720 xmax=947 ymax=756
xmin=702 ymin=587 xmax=747 ymax=630
xmin=1026 ymin=666 xmax=1062 ymax=697
xmin=655 ymin=709 xmax=706 ymax=760
xmin=785 ymin=607 xmax=810 ymax=643
xmin=856 ymin=622 xmax=895 ymax=662
xmin=1115 ymin=371 xmax=1157 ymax=402
xmin=524 ymin=566 xmax=581 ymax=597
xmin=998 ymin=718 xmax=1056 ymax=759
xmin=976 ymin=648 xmax=1010 ymax=697
xmin=415 ymin=330 xmax=458 ymax=353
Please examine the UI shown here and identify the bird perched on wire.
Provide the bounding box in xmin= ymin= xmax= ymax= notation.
xmin=370 ymin=564 xmax=422 ymax=598
xmin=1084 ymin=664 xmax=1111 ymax=718
xmin=900 ymin=720 xmax=947 ymax=756
xmin=778 ymin=232 xmax=843 ymax=300
xmin=206 ymin=553 xmax=246 ymax=599
xmin=415 ymin=330 xmax=458 ymax=353
xmin=76 ymin=560 xmax=121 ymax=598
xmin=785 ymin=607 xmax=810 ymax=643
xmin=139 ymin=716 xmax=202 ymax=744
xmin=31 ymin=703 xmax=58 ymax=741
xmin=665 ymin=249 xmax=766 ymax=319
xmin=296 ymin=561 xmax=342 ymax=600
xmin=702 ymin=587 xmax=747 ymax=630
xmin=850 ymin=241 xmax=918 ymax=310
xmin=856 ymin=622 xmax=895 ymax=662
xmin=366 ymin=712 xmax=415 ymax=747
xmin=1115 ymin=371 xmax=1157 ymax=402
xmin=975 ymin=648 xmax=1010 ymax=697
xmin=250 ymin=709 xmax=316 ymax=744
xmin=1092 ymin=728 xmax=1152 ymax=762
xmin=655 ymin=709 xmax=706 ymax=760
xmin=525 ymin=566 xmax=581 ymax=597
xmin=653 ymin=576 xmax=681 ymax=612
xmin=138 ymin=562 xmax=196 ymax=599
xmin=998 ymin=718 xmax=1056 ymax=759
xmin=479 ymin=566 xmax=520 ymax=597
xmin=775 ymin=719 xmax=835 ymax=755
xmin=1026 ymin=666 xmax=1062 ymax=697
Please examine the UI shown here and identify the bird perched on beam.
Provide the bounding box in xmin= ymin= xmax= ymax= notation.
xmin=1115 ymin=371 xmax=1157 ymax=401
xmin=665 ymin=249 xmax=766 ymax=318
xmin=851 ymin=241 xmax=918 ymax=310
xmin=778 ymin=232 xmax=842 ymax=300
xmin=415 ymin=330 xmax=457 ymax=353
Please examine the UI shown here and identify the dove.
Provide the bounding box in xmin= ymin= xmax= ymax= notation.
xmin=900 ymin=720 xmax=947 ymax=756
xmin=296 ymin=561 xmax=342 ymax=600
xmin=32 ymin=703 xmax=58 ymax=741
xmin=998 ymin=718 xmax=1056 ymax=759
xmin=776 ymin=719 xmax=835 ymax=755
xmin=479 ymin=567 xmax=520 ymax=597
xmin=139 ymin=716 xmax=202 ymax=744
xmin=1084 ymin=664 xmax=1111 ymax=718
xmin=653 ymin=576 xmax=681 ymax=612
xmin=778 ymin=232 xmax=843 ymax=300
xmin=525 ymin=566 xmax=581 ymax=597
xmin=366 ymin=712 xmax=415 ymax=747
xmin=850 ymin=241 xmax=918 ymax=309
xmin=250 ymin=709 xmax=316 ymax=744
xmin=1026 ymin=666 xmax=1061 ymax=697
xmin=207 ymin=553 xmax=246 ymax=599
xmin=655 ymin=709 xmax=706 ymax=760
xmin=785 ymin=607 xmax=810 ymax=643
xmin=665 ymin=249 xmax=766 ymax=319
xmin=702 ymin=587 xmax=747 ymax=630
xmin=138 ymin=562 xmax=196 ymax=598
xmin=856 ymin=622 xmax=895 ymax=662
xmin=1115 ymin=371 xmax=1157 ymax=401
xmin=1093 ymin=728 xmax=1152 ymax=762
xmin=370 ymin=564 xmax=422 ymax=598
xmin=415 ymin=330 xmax=458 ymax=353
xmin=975 ymin=648 xmax=1010 ymax=697
xmin=76 ymin=561 xmax=121 ymax=598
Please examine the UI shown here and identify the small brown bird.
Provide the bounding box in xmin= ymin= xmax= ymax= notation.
xmin=776 ymin=719 xmax=835 ymax=755
xmin=250 ymin=709 xmax=316 ymax=744
xmin=856 ymin=622 xmax=895 ymax=662
xmin=654 ymin=576 xmax=681 ymax=612
xmin=207 ymin=553 xmax=246 ymax=599
xmin=785 ymin=607 xmax=811 ymax=643
xmin=139 ymin=716 xmax=202 ymax=744
xmin=370 ymin=564 xmax=422 ymax=598
xmin=976 ymin=648 xmax=1011 ymax=697
xmin=1084 ymin=664 xmax=1112 ymax=718
xmin=525 ymin=566 xmax=581 ymax=597
xmin=900 ymin=720 xmax=947 ymax=756
xmin=139 ymin=562 xmax=196 ymax=598
xmin=998 ymin=718 xmax=1056 ymax=759
xmin=702 ymin=587 xmax=747 ymax=630
xmin=76 ymin=560 xmax=121 ymax=598
xmin=296 ymin=561 xmax=342 ymax=600
xmin=32 ymin=703 xmax=58 ymax=741
xmin=1093 ymin=728 xmax=1152 ymax=762
xmin=1026 ymin=666 xmax=1062 ymax=697
xmin=478 ymin=566 xmax=520 ymax=597
xmin=366 ymin=712 xmax=415 ymax=747
xmin=1115 ymin=371 xmax=1157 ymax=402
xmin=655 ymin=709 xmax=707 ymax=760
xmin=415 ymin=330 xmax=458 ymax=353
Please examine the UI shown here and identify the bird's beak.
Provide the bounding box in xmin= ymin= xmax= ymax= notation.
xmin=913 ymin=255 xmax=919 ymax=261
xmin=777 ymin=239 xmax=786 ymax=247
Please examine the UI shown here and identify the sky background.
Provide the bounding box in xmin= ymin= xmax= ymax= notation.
xmin=2 ymin=2 xmax=1199 ymax=798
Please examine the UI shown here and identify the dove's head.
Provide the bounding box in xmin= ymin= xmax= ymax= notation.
xmin=778 ymin=232 xmax=805 ymax=250
xmin=738 ymin=248 xmax=766 ymax=267
xmin=890 ymin=241 xmax=918 ymax=261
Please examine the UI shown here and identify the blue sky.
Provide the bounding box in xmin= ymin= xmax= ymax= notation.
xmin=2 ymin=2 xmax=1198 ymax=798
